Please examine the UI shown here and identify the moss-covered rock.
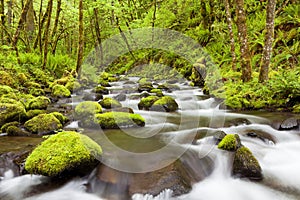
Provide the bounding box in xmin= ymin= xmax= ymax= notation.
xmin=138 ymin=96 xmax=160 ymax=110
xmin=52 ymin=84 xmax=71 ymax=98
xmin=25 ymin=131 xmax=102 ymax=177
xmin=0 ymin=71 xmax=15 ymax=87
xmin=292 ymin=104 xmax=300 ymax=113
xmin=218 ymin=134 xmax=241 ymax=151
xmin=6 ymin=126 xmax=31 ymax=136
xmin=26 ymin=109 xmax=47 ymax=120
xmin=1 ymin=121 xmax=20 ymax=133
xmin=99 ymin=97 xmax=122 ymax=109
xmin=94 ymin=112 xmax=145 ymax=129
xmin=150 ymin=88 xmax=164 ymax=97
xmin=75 ymin=101 xmax=103 ymax=127
xmin=0 ymin=103 xmax=26 ymax=127
xmin=0 ymin=85 xmax=14 ymax=97
xmin=28 ymin=88 xmax=45 ymax=96
xmin=24 ymin=113 xmax=62 ymax=134
xmin=152 ymin=96 xmax=178 ymax=112
xmin=17 ymin=73 xmax=28 ymax=85
xmin=51 ymin=112 xmax=69 ymax=125
xmin=138 ymin=82 xmax=154 ymax=92
xmin=92 ymin=85 xmax=109 ymax=94
xmin=27 ymin=96 xmax=51 ymax=110
xmin=65 ymin=80 xmax=81 ymax=92
xmin=232 ymin=146 xmax=263 ymax=180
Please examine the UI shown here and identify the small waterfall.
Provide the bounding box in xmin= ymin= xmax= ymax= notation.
xmin=132 ymin=189 xmax=173 ymax=200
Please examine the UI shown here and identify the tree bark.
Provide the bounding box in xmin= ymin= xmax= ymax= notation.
xmin=76 ymin=0 xmax=84 ymax=74
xmin=25 ymin=0 xmax=35 ymax=49
xmin=235 ymin=0 xmax=252 ymax=82
xmin=51 ymin=0 xmax=62 ymax=54
xmin=0 ymin=0 xmax=4 ymax=44
xmin=259 ymin=0 xmax=276 ymax=83
xmin=93 ymin=5 xmax=103 ymax=66
xmin=42 ymin=0 xmax=53 ymax=69
xmin=224 ymin=0 xmax=237 ymax=70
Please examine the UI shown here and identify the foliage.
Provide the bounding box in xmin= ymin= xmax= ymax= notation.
xmin=25 ymin=131 xmax=102 ymax=177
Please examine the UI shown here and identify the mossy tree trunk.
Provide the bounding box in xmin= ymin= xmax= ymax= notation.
xmin=0 ymin=0 xmax=4 ymax=44
xmin=259 ymin=0 xmax=276 ymax=83
xmin=93 ymin=4 xmax=103 ymax=67
xmin=76 ymin=0 xmax=84 ymax=74
xmin=25 ymin=0 xmax=35 ymax=50
xmin=42 ymin=0 xmax=53 ymax=69
xmin=224 ymin=0 xmax=237 ymax=70
xmin=235 ymin=0 xmax=252 ymax=82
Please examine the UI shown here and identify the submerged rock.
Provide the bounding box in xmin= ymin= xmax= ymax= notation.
xmin=151 ymin=96 xmax=178 ymax=112
xmin=232 ymin=146 xmax=263 ymax=181
xmin=25 ymin=131 xmax=102 ymax=177
xmin=279 ymin=117 xmax=299 ymax=130
xmin=138 ymin=96 xmax=160 ymax=110
xmin=24 ymin=113 xmax=62 ymax=134
xmin=94 ymin=112 xmax=145 ymax=129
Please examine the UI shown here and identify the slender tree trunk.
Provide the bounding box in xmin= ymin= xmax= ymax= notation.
xmin=12 ymin=0 xmax=33 ymax=63
xmin=0 ymin=0 xmax=4 ymax=44
xmin=259 ymin=0 xmax=276 ymax=83
xmin=51 ymin=0 xmax=61 ymax=54
xmin=235 ymin=0 xmax=252 ymax=82
xmin=7 ymin=0 xmax=12 ymax=27
xmin=93 ymin=5 xmax=103 ymax=66
xmin=76 ymin=0 xmax=84 ymax=74
xmin=42 ymin=0 xmax=53 ymax=69
xmin=25 ymin=0 xmax=35 ymax=49
xmin=224 ymin=0 xmax=237 ymax=70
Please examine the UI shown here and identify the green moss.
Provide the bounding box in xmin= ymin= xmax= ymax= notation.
xmin=24 ymin=113 xmax=62 ymax=134
xmin=0 ymin=71 xmax=15 ymax=87
xmin=25 ymin=131 xmax=102 ymax=177
xmin=65 ymin=80 xmax=81 ymax=92
xmin=75 ymin=101 xmax=103 ymax=118
xmin=51 ymin=112 xmax=69 ymax=124
xmin=0 ymin=103 xmax=26 ymax=127
xmin=292 ymin=104 xmax=300 ymax=113
xmin=94 ymin=112 xmax=145 ymax=129
xmin=1 ymin=121 xmax=20 ymax=133
xmin=0 ymin=85 xmax=14 ymax=97
xmin=17 ymin=73 xmax=28 ymax=85
xmin=150 ymin=88 xmax=164 ymax=97
xmin=99 ymin=97 xmax=122 ymax=109
xmin=218 ymin=134 xmax=240 ymax=151
xmin=27 ymin=96 xmax=51 ymax=110
xmin=7 ymin=126 xmax=30 ymax=136
xmin=29 ymin=88 xmax=45 ymax=96
xmin=26 ymin=109 xmax=47 ymax=120
xmin=152 ymin=96 xmax=178 ymax=112
xmin=92 ymin=85 xmax=109 ymax=94
xmin=138 ymin=96 xmax=160 ymax=110
xmin=52 ymin=84 xmax=71 ymax=98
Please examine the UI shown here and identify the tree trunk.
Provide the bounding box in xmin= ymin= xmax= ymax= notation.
xmin=259 ymin=0 xmax=276 ymax=83
xmin=76 ymin=0 xmax=84 ymax=74
xmin=25 ymin=0 xmax=35 ymax=48
xmin=235 ymin=0 xmax=252 ymax=82
xmin=51 ymin=0 xmax=61 ymax=54
xmin=7 ymin=0 xmax=12 ymax=27
xmin=12 ymin=0 xmax=33 ymax=62
xmin=0 ymin=0 xmax=4 ymax=44
xmin=93 ymin=5 xmax=103 ymax=67
xmin=42 ymin=0 xmax=53 ymax=69
xmin=224 ymin=0 xmax=237 ymax=70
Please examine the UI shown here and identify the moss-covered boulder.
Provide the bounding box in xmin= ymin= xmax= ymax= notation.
xmin=93 ymin=85 xmax=109 ymax=94
xmin=0 ymin=71 xmax=15 ymax=87
xmin=292 ymin=104 xmax=300 ymax=113
xmin=152 ymin=96 xmax=178 ymax=112
xmin=94 ymin=112 xmax=145 ymax=129
xmin=232 ymin=146 xmax=263 ymax=180
xmin=51 ymin=84 xmax=71 ymax=98
xmin=25 ymin=131 xmax=102 ymax=177
xmin=24 ymin=113 xmax=62 ymax=134
xmin=138 ymin=82 xmax=154 ymax=93
xmin=1 ymin=121 xmax=20 ymax=133
xmin=138 ymin=96 xmax=160 ymax=110
xmin=75 ymin=101 xmax=103 ymax=127
xmin=65 ymin=80 xmax=81 ymax=92
xmin=6 ymin=126 xmax=31 ymax=136
xmin=27 ymin=96 xmax=51 ymax=110
xmin=0 ymin=85 xmax=14 ymax=96
xmin=99 ymin=97 xmax=122 ymax=109
xmin=51 ymin=112 xmax=69 ymax=125
xmin=150 ymin=88 xmax=164 ymax=97
xmin=217 ymin=134 xmax=241 ymax=151
xmin=0 ymin=103 xmax=26 ymax=127
xmin=26 ymin=109 xmax=47 ymax=120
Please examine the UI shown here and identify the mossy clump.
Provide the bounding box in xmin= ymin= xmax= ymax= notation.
xmin=75 ymin=101 xmax=103 ymax=118
xmin=52 ymin=84 xmax=71 ymax=98
xmin=27 ymin=96 xmax=51 ymax=110
xmin=218 ymin=134 xmax=241 ymax=151
xmin=1 ymin=121 xmax=20 ymax=133
xmin=0 ymin=85 xmax=14 ymax=96
xmin=6 ymin=126 xmax=30 ymax=136
xmin=92 ymin=85 xmax=109 ymax=94
xmin=150 ymin=88 xmax=164 ymax=97
xmin=138 ymin=96 xmax=160 ymax=110
xmin=51 ymin=112 xmax=69 ymax=124
xmin=0 ymin=71 xmax=15 ymax=87
xmin=0 ymin=103 xmax=26 ymax=127
xmin=26 ymin=109 xmax=47 ymax=120
xmin=28 ymin=88 xmax=45 ymax=96
xmin=152 ymin=96 xmax=179 ymax=112
xmin=99 ymin=97 xmax=122 ymax=109
xmin=24 ymin=113 xmax=62 ymax=134
xmin=232 ymin=146 xmax=263 ymax=180
xmin=65 ymin=80 xmax=81 ymax=92
xmin=94 ymin=112 xmax=145 ymax=129
xmin=292 ymin=104 xmax=300 ymax=113
xmin=138 ymin=82 xmax=154 ymax=92
xmin=25 ymin=131 xmax=102 ymax=177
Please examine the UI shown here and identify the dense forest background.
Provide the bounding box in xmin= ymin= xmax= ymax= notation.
xmin=0 ymin=0 xmax=299 ymax=111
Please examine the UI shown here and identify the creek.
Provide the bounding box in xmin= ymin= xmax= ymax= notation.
xmin=0 ymin=77 xmax=299 ymax=200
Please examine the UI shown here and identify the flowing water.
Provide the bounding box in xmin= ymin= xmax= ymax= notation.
xmin=0 ymin=77 xmax=300 ymax=200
